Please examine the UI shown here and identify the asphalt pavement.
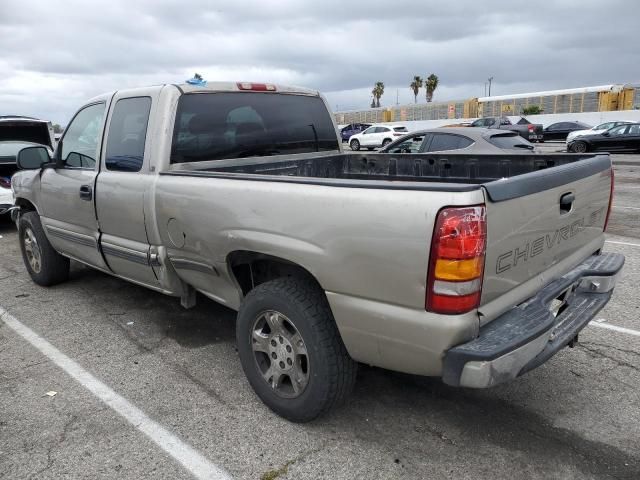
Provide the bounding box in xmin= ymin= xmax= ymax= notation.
xmin=0 ymin=154 xmax=639 ymax=480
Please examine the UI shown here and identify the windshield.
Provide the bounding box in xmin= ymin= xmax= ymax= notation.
xmin=171 ymin=92 xmax=339 ymax=163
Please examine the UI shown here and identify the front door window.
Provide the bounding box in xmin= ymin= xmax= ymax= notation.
xmin=60 ymin=103 xmax=106 ymax=169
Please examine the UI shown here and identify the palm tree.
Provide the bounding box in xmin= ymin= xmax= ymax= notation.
xmin=371 ymin=81 xmax=385 ymax=108
xmin=410 ymin=76 xmax=423 ymax=103
xmin=425 ymin=74 xmax=439 ymax=103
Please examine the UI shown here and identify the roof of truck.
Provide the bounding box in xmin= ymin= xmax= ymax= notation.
xmin=0 ymin=116 xmax=49 ymax=124
xmin=86 ymin=81 xmax=322 ymax=106
xmin=177 ymin=81 xmax=319 ymax=96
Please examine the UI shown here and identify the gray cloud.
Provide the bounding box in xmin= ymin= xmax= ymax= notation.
xmin=1 ymin=0 xmax=638 ymax=124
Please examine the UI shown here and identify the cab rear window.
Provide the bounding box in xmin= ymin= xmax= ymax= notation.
xmin=171 ymin=93 xmax=339 ymax=163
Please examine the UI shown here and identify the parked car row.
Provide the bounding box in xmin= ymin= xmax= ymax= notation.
xmin=567 ymin=122 xmax=640 ymax=153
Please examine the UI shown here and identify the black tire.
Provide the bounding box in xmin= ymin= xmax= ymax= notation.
xmin=18 ymin=211 xmax=70 ymax=286
xmin=571 ymin=141 xmax=588 ymax=153
xmin=350 ymin=139 xmax=360 ymax=151
xmin=236 ymin=278 xmax=357 ymax=422
xmin=381 ymin=138 xmax=392 ymax=147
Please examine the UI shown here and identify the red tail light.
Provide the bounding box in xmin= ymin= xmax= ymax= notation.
xmin=0 ymin=177 xmax=11 ymax=189
xmin=604 ymin=167 xmax=614 ymax=232
xmin=237 ymin=82 xmax=276 ymax=92
xmin=527 ymin=124 xmax=535 ymax=132
xmin=426 ymin=205 xmax=487 ymax=314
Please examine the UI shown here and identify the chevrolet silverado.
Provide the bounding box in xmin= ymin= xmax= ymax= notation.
xmin=11 ymin=82 xmax=623 ymax=422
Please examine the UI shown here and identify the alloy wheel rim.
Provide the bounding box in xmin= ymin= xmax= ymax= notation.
xmin=23 ymin=228 xmax=42 ymax=273
xmin=251 ymin=310 xmax=309 ymax=399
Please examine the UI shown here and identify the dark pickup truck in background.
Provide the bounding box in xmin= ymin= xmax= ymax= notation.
xmin=469 ymin=116 xmax=544 ymax=142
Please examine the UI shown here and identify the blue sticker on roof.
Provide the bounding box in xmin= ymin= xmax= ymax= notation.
xmin=186 ymin=75 xmax=207 ymax=87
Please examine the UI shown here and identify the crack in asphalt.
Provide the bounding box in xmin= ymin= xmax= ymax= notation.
xmin=577 ymin=343 xmax=640 ymax=373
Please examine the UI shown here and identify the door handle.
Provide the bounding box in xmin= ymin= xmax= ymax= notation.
xmin=79 ymin=185 xmax=93 ymax=201
xmin=560 ymin=192 xmax=574 ymax=213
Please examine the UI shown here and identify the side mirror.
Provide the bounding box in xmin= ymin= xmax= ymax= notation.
xmin=602 ymin=131 xmax=610 ymax=137
xmin=16 ymin=146 xmax=52 ymax=170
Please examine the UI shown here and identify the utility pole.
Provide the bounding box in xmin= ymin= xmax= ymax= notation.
xmin=487 ymin=77 xmax=494 ymax=97
xmin=484 ymin=82 xmax=487 ymax=96
xmin=396 ymin=89 xmax=399 ymax=105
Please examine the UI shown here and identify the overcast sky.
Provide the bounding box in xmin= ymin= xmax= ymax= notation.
xmin=1 ymin=0 xmax=639 ymax=125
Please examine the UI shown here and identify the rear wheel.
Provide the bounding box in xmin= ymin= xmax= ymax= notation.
xmin=236 ymin=278 xmax=357 ymax=422
xmin=18 ymin=211 xmax=70 ymax=286
xmin=381 ymin=138 xmax=392 ymax=147
xmin=350 ymin=139 xmax=360 ymax=151
xmin=571 ymin=141 xmax=588 ymax=153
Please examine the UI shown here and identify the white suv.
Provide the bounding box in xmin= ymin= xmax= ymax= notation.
xmin=349 ymin=124 xmax=408 ymax=151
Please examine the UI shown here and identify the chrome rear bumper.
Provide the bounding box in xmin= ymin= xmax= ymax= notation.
xmin=442 ymin=252 xmax=624 ymax=388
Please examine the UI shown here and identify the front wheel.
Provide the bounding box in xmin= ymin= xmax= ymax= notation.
xmin=570 ymin=141 xmax=588 ymax=153
xmin=350 ymin=139 xmax=360 ymax=151
xmin=18 ymin=211 xmax=70 ymax=286
xmin=236 ymin=278 xmax=357 ymax=422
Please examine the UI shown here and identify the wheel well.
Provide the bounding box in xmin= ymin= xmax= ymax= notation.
xmin=15 ymin=198 xmax=36 ymax=212
xmin=228 ymin=251 xmax=321 ymax=296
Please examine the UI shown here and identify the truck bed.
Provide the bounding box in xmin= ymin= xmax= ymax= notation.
xmin=165 ymin=152 xmax=609 ymax=201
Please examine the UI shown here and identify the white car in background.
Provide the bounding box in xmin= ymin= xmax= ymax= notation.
xmin=349 ymin=124 xmax=408 ymax=150
xmin=566 ymin=120 xmax=633 ymax=144
xmin=0 ymin=177 xmax=13 ymax=215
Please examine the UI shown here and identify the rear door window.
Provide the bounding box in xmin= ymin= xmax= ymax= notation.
xmin=427 ymin=133 xmax=473 ymax=152
xmin=105 ymin=97 xmax=152 ymax=172
xmin=487 ymin=133 xmax=534 ymax=150
xmin=171 ymin=92 xmax=339 ymax=163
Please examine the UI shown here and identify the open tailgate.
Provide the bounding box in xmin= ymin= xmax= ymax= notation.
xmin=480 ymin=154 xmax=612 ymax=312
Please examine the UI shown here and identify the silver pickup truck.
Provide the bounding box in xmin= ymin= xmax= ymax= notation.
xmin=11 ymin=82 xmax=624 ymax=422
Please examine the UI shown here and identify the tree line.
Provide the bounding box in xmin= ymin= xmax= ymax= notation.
xmin=370 ymin=74 xmax=439 ymax=108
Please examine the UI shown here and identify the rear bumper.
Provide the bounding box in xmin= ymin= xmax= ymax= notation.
xmin=442 ymin=252 xmax=625 ymax=388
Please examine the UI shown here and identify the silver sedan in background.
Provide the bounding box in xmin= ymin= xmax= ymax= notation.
xmin=379 ymin=127 xmax=536 ymax=154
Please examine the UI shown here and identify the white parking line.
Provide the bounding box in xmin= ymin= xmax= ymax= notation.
xmin=0 ymin=306 xmax=232 ymax=480
xmin=613 ymin=206 xmax=640 ymax=210
xmin=589 ymin=320 xmax=640 ymax=337
xmin=605 ymin=240 xmax=640 ymax=248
